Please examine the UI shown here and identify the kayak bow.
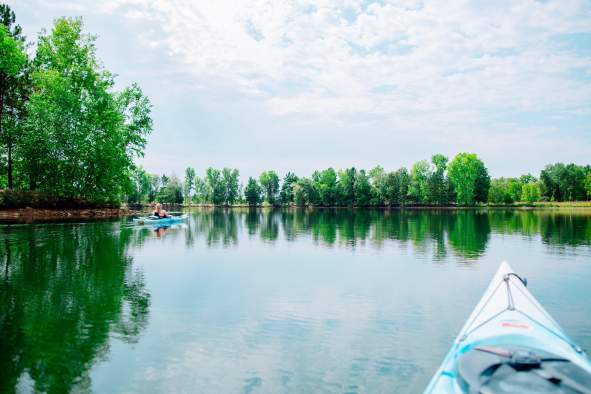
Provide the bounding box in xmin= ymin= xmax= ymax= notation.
xmin=425 ymin=261 xmax=591 ymax=394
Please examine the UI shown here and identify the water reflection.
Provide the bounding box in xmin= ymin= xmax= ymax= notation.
xmin=179 ymin=208 xmax=591 ymax=257
xmin=0 ymin=223 xmax=150 ymax=393
xmin=0 ymin=209 xmax=589 ymax=393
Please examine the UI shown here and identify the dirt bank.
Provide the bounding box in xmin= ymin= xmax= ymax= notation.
xmin=0 ymin=207 xmax=139 ymax=221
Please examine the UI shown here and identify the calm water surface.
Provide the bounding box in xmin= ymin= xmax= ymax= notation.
xmin=1 ymin=209 xmax=590 ymax=393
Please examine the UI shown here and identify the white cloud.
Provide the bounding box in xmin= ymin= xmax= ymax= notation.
xmin=17 ymin=0 xmax=591 ymax=122
xmin=10 ymin=0 xmax=591 ymax=177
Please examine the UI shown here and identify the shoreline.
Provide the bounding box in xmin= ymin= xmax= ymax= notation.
xmin=0 ymin=202 xmax=589 ymax=223
xmin=0 ymin=207 xmax=140 ymax=221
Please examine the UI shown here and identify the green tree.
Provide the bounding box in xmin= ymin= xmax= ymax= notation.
xmin=279 ymin=172 xmax=298 ymax=204
xmin=428 ymin=154 xmax=448 ymax=205
xmin=355 ymin=169 xmax=372 ymax=206
xmin=488 ymin=178 xmax=509 ymax=204
xmin=183 ymin=167 xmax=196 ymax=205
xmin=157 ymin=175 xmax=183 ymax=204
xmin=585 ymin=172 xmax=591 ymax=200
xmin=448 ymin=153 xmax=487 ymax=206
xmin=0 ymin=12 xmax=28 ymax=189
xmin=259 ymin=170 xmax=279 ymax=205
xmin=293 ymin=177 xmax=316 ymax=206
xmin=222 ymin=168 xmax=239 ymax=205
xmin=369 ymin=166 xmax=386 ymax=205
xmin=193 ymin=176 xmax=206 ymax=204
xmin=381 ymin=168 xmax=411 ymax=206
xmin=540 ymin=163 xmax=587 ymax=202
xmin=22 ymin=18 xmax=151 ymax=201
xmin=205 ymin=168 xmax=225 ymax=204
xmin=521 ymin=182 xmax=541 ymax=203
xmin=337 ymin=167 xmax=356 ymax=206
xmin=474 ymin=160 xmax=491 ymax=203
xmin=313 ymin=168 xmax=338 ymax=206
xmin=127 ymin=166 xmax=152 ymax=204
xmin=506 ymin=178 xmax=522 ymax=203
xmin=409 ymin=160 xmax=431 ymax=203
xmin=244 ymin=177 xmax=262 ymax=206
xmin=147 ymin=173 xmax=160 ymax=202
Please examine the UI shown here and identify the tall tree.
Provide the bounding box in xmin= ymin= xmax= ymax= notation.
xmin=313 ymin=168 xmax=338 ymax=206
xmin=337 ymin=167 xmax=356 ymax=206
xmin=0 ymin=8 xmax=28 ymax=189
xmin=244 ymin=177 xmax=262 ymax=206
xmin=448 ymin=153 xmax=487 ymax=206
xmin=428 ymin=154 xmax=448 ymax=205
xmin=585 ymin=172 xmax=591 ymax=200
xmin=279 ymin=172 xmax=298 ymax=205
xmin=409 ymin=160 xmax=431 ymax=203
xmin=22 ymin=18 xmax=151 ymax=201
xmin=222 ymin=168 xmax=239 ymax=205
xmin=355 ymin=170 xmax=372 ymax=206
xmin=521 ymin=182 xmax=541 ymax=203
xmin=369 ymin=166 xmax=386 ymax=205
xmin=259 ymin=170 xmax=279 ymax=205
xmin=205 ymin=167 xmax=225 ymax=204
xmin=183 ymin=167 xmax=196 ymax=205
xmin=474 ymin=160 xmax=491 ymax=203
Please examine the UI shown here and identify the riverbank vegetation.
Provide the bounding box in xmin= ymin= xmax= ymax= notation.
xmin=129 ymin=155 xmax=591 ymax=208
xmin=0 ymin=5 xmax=152 ymax=208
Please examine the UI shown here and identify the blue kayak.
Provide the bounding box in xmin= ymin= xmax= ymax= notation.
xmin=132 ymin=214 xmax=188 ymax=225
xmin=425 ymin=261 xmax=591 ymax=394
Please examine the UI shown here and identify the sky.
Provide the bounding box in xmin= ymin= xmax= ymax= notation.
xmin=6 ymin=0 xmax=591 ymax=181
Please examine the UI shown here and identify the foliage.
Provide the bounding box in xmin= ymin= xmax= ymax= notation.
xmin=313 ymin=168 xmax=338 ymax=206
xmin=428 ymin=154 xmax=449 ymax=205
xmin=521 ymin=182 xmax=541 ymax=203
xmin=0 ymin=10 xmax=28 ymax=189
xmin=184 ymin=167 xmax=195 ymax=204
xmin=20 ymin=18 xmax=151 ymax=202
xmin=585 ymin=173 xmax=591 ymax=200
xmin=409 ymin=160 xmax=431 ymax=203
xmin=156 ymin=175 xmax=183 ymax=204
xmin=448 ymin=153 xmax=489 ymax=206
xmin=540 ymin=163 xmax=589 ymax=202
xmin=244 ymin=177 xmax=262 ymax=206
xmin=127 ymin=167 xmax=154 ymax=204
xmin=337 ymin=167 xmax=356 ymax=206
xmin=259 ymin=170 xmax=280 ymax=205
xmin=354 ymin=169 xmax=372 ymax=206
xmin=222 ymin=168 xmax=240 ymax=205
xmin=279 ymin=172 xmax=298 ymax=204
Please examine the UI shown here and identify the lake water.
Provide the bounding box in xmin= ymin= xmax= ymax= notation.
xmin=1 ymin=208 xmax=590 ymax=393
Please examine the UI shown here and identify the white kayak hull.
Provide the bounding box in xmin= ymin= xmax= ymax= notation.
xmin=425 ymin=261 xmax=591 ymax=393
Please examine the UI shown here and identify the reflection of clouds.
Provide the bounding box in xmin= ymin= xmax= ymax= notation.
xmin=137 ymin=290 xmax=430 ymax=393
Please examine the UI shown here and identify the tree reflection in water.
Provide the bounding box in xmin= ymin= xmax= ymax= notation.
xmin=189 ymin=207 xmax=590 ymax=257
xmin=0 ymin=209 xmax=588 ymax=392
xmin=0 ymin=223 xmax=150 ymax=394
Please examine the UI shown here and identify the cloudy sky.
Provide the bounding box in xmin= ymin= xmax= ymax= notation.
xmin=7 ymin=0 xmax=591 ymax=180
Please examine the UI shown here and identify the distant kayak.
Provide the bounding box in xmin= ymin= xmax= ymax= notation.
xmin=425 ymin=261 xmax=591 ymax=394
xmin=132 ymin=214 xmax=188 ymax=225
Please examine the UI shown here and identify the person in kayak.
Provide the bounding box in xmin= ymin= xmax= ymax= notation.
xmin=152 ymin=203 xmax=169 ymax=219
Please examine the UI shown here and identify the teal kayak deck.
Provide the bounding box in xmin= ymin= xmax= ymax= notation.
xmin=132 ymin=214 xmax=188 ymax=225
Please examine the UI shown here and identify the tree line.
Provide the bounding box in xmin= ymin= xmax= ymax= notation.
xmin=0 ymin=5 xmax=152 ymax=205
xmin=130 ymin=153 xmax=591 ymax=207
